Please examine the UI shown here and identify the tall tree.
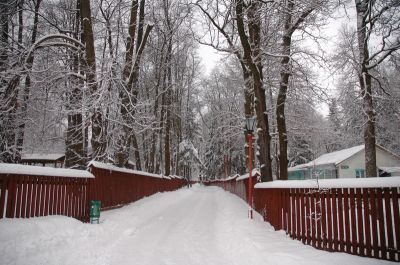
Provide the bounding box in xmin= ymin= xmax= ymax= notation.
xmin=276 ymin=0 xmax=316 ymax=180
xmin=116 ymin=0 xmax=153 ymax=169
xmin=80 ymin=0 xmax=106 ymax=161
xmin=235 ymin=0 xmax=273 ymax=182
xmin=354 ymin=0 xmax=400 ymax=177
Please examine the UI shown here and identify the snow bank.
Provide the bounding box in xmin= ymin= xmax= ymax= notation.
xmin=236 ymin=169 xmax=260 ymax=181
xmin=0 ymin=163 xmax=94 ymax=178
xmin=255 ymin=176 xmax=400 ymax=189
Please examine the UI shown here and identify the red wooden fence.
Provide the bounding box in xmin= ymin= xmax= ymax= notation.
xmin=254 ymin=186 xmax=400 ymax=262
xmin=0 ymin=165 xmax=92 ymax=221
xmin=88 ymin=162 xmax=185 ymax=210
xmin=203 ymin=172 xmax=258 ymax=202
xmin=205 ymin=175 xmax=400 ymax=262
xmin=0 ymin=162 xmax=185 ymax=222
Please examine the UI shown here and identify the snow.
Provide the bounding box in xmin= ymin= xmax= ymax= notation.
xmin=255 ymin=176 xmax=400 ymax=189
xmin=304 ymin=145 xmax=365 ymax=167
xmin=89 ymin=161 xmax=163 ymax=179
xmin=0 ymin=163 xmax=94 ymax=178
xmin=0 ymin=185 xmax=393 ymax=265
xmin=226 ymin=174 xmax=240 ymax=181
xmin=236 ymin=169 xmax=260 ymax=181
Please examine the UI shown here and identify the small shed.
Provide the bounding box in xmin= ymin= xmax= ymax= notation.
xmin=21 ymin=153 xmax=65 ymax=168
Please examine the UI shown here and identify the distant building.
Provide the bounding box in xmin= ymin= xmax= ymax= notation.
xmin=288 ymin=145 xmax=400 ymax=180
xmin=21 ymin=153 xmax=65 ymax=168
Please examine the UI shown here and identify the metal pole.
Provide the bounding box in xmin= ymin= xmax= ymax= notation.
xmin=248 ymin=133 xmax=253 ymax=219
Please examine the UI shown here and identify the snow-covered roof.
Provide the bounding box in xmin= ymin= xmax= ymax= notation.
xmin=0 ymin=163 xmax=94 ymax=178
xmin=255 ymin=176 xmax=400 ymax=189
xmin=379 ymin=167 xmax=400 ymax=173
xmin=89 ymin=161 xmax=163 ymax=179
xmin=291 ymin=145 xmax=365 ymax=170
xmin=21 ymin=153 xmax=65 ymax=161
xmin=236 ymin=169 xmax=260 ymax=181
xmin=310 ymin=145 xmax=364 ymax=166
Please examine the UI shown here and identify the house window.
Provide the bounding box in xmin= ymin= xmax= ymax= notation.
xmin=355 ymin=169 xmax=365 ymax=178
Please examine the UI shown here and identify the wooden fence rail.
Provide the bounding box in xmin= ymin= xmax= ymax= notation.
xmin=205 ymin=176 xmax=400 ymax=262
xmin=0 ymin=162 xmax=185 ymax=222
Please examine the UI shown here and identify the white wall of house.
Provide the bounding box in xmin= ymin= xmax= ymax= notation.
xmin=337 ymin=151 xmax=365 ymax=178
xmin=337 ymin=147 xmax=400 ymax=178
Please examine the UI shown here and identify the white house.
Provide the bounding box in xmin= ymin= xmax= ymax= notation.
xmin=288 ymin=144 xmax=400 ymax=180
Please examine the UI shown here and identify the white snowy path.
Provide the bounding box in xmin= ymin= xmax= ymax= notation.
xmin=0 ymin=185 xmax=395 ymax=265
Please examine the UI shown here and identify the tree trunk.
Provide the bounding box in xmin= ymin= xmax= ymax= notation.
xmin=276 ymin=0 xmax=294 ymax=181
xmin=235 ymin=0 xmax=273 ymax=182
xmin=0 ymin=0 xmax=20 ymax=163
xmin=16 ymin=0 xmax=42 ymax=159
xmin=116 ymin=0 xmax=153 ymax=169
xmin=80 ymin=0 xmax=106 ymax=161
xmin=164 ymin=38 xmax=173 ymax=176
xmin=65 ymin=0 xmax=86 ymax=168
xmin=355 ymin=0 xmax=377 ymax=177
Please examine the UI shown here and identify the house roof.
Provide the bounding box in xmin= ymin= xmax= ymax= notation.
xmin=288 ymin=145 xmax=365 ymax=170
xmin=21 ymin=153 xmax=65 ymax=162
xmin=289 ymin=144 xmax=400 ymax=171
xmin=308 ymin=145 xmax=365 ymax=166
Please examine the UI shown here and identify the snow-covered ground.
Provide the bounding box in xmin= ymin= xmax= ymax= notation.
xmin=0 ymin=185 xmax=395 ymax=265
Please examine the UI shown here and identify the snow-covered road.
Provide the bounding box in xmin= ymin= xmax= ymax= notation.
xmin=0 ymin=185 xmax=395 ymax=265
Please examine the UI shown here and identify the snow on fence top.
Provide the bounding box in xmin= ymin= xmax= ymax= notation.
xmin=255 ymin=176 xmax=400 ymax=189
xmin=0 ymin=163 xmax=94 ymax=178
xmin=226 ymin=174 xmax=239 ymax=181
xmin=169 ymin=175 xmax=184 ymax=179
xmin=236 ymin=169 xmax=260 ymax=181
xmin=89 ymin=161 xmax=175 ymax=179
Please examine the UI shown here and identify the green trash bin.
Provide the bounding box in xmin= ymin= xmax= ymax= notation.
xmin=90 ymin=200 xmax=101 ymax=224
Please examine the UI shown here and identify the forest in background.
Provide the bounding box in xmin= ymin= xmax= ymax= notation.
xmin=0 ymin=0 xmax=399 ymax=180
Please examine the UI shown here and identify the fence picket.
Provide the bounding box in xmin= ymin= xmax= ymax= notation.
xmin=350 ymin=188 xmax=357 ymax=255
xmin=391 ymin=188 xmax=399 ymax=262
xmin=376 ymin=188 xmax=386 ymax=259
xmin=356 ymin=188 xmax=364 ymax=256
xmin=370 ymin=188 xmax=379 ymax=259
xmin=363 ymin=188 xmax=372 ymax=257
xmin=20 ymin=176 xmax=27 ymax=218
xmin=15 ymin=176 xmax=22 ymax=218
xmin=0 ymin=176 xmax=7 ymax=218
xmin=320 ymin=189 xmax=327 ymax=250
xmin=384 ymin=189 xmax=394 ymax=260
xmin=326 ymin=189 xmax=333 ymax=251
